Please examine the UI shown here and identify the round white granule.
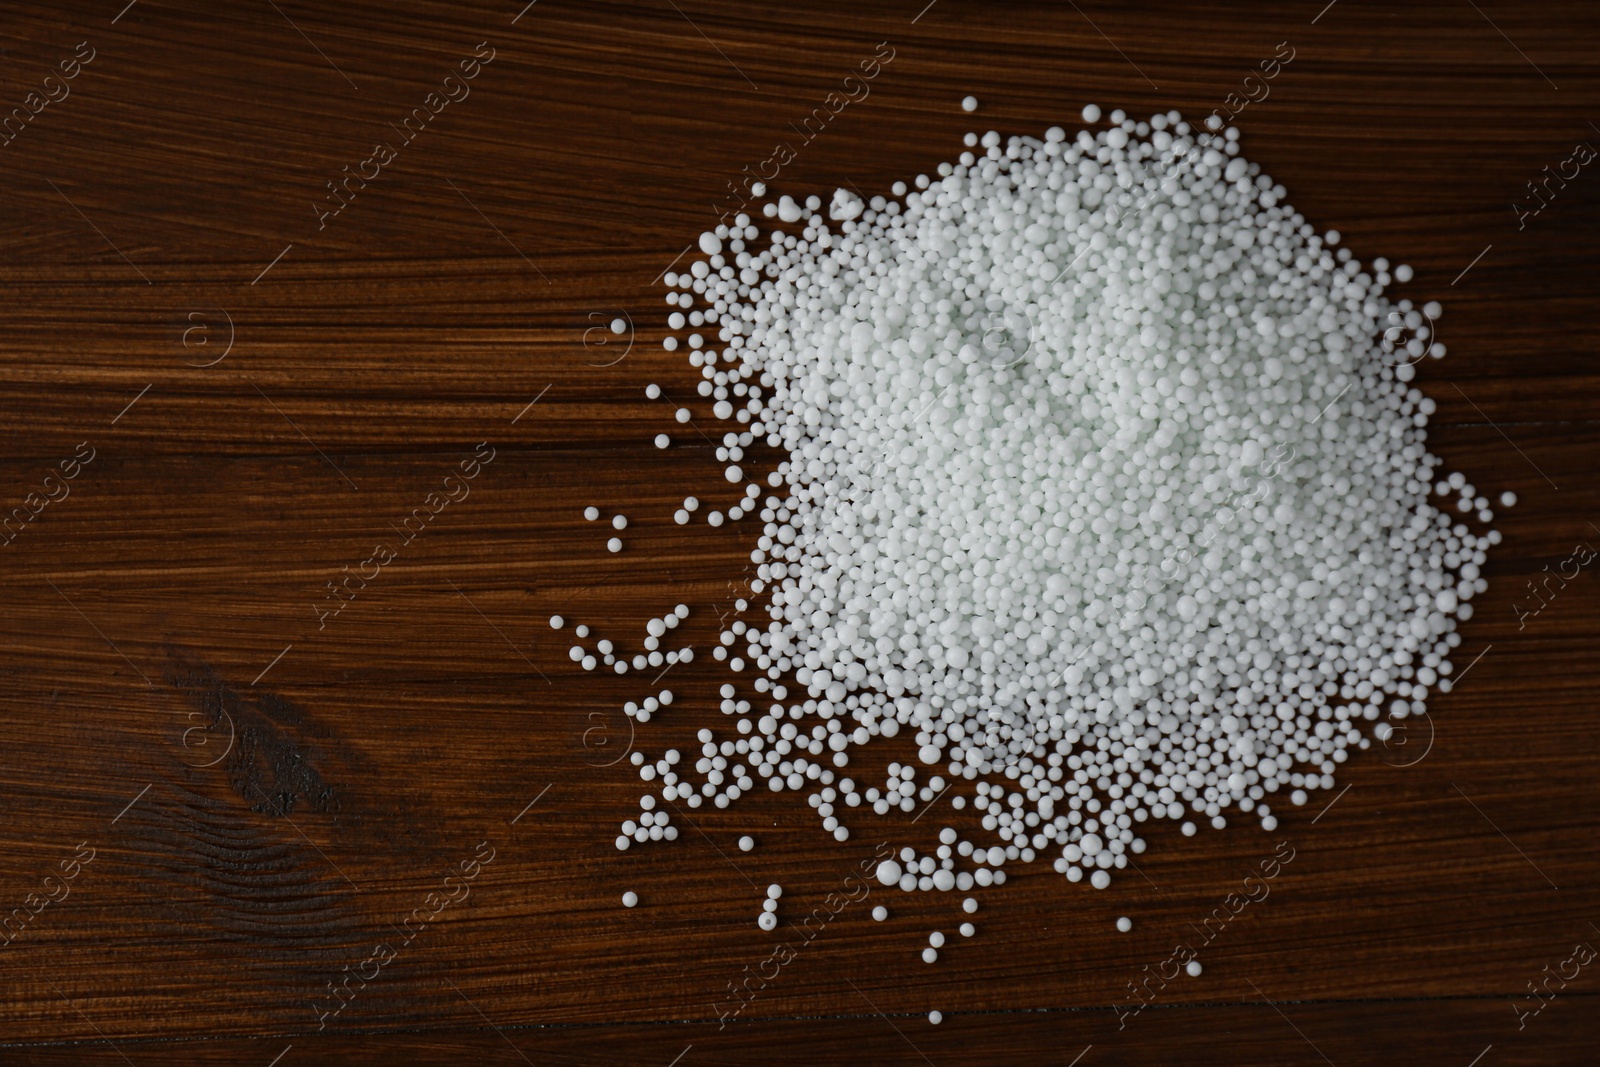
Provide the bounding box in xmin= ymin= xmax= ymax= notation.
xmin=758 ymin=912 xmax=778 ymax=931
xmin=1186 ymin=960 xmax=1203 ymax=977
xmin=872 ymin=905 xmax=889 ymax=921
xmin=929 ymin=1010 xmax=943 ymax=1025
xmin=622 ymin=891 xmax=638 ymax=908
xmin=738 ymin=835 xmax=755 ymax=851
xmin=961 ymin=95 xmax=978 ymax=112
xmin=1116 ymin=916 xmax=1133 ymax=933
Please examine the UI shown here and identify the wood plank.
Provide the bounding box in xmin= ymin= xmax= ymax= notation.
xmin=0 ymin=0 xmax=1596 ymax=1062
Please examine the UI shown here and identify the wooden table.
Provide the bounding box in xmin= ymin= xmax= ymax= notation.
xmin=1 ymin=1 xmax=1596 ymax=1062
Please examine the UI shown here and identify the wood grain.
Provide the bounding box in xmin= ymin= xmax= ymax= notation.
xmin=0 ymin=0 xmax=1597 ymax=1063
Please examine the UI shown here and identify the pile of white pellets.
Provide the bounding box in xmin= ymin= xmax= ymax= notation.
xmin=565 ymin=105 xmax=1505 ymax=951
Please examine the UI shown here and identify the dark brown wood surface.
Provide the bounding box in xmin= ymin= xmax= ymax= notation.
xmin=0 ymin=1 xmax=1597 ymax=1063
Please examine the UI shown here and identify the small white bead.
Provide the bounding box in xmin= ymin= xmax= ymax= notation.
xmin=654 ymin=434 xmax=670 ymax=449
xmin=622 ymin=891 xmax=638 ymax=908
xmin=960 ymin=95 xmax=978 ymax=112
xmin=738 ymin=835 xmax=755 ymax=851
xmin=873 ymin=905 xmax=888 ymax=921
xmin=928 ymin=1010 xmax=943 ymax=1025
xmin=758 ymin=911 xmax=778 ymax=931
xmin=583 ymin=507 xmax=599 ymax=521
xmin=549 ymin=615 xmax=564 ymax=629
xmin=607 ymin=538 xmax=622 ymax=553
xmin=1186 ymin=960 xmax=1203 ymax=977
xmin=1116 ymin=916 xmax=1133 ymax=933
xmin=959 ymin=922 xmax=975 ymax=937
xmin=922 ymin=948 xmax=938 ymax=964
xmin=612 ymin=515 xmax=627 ymax=530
